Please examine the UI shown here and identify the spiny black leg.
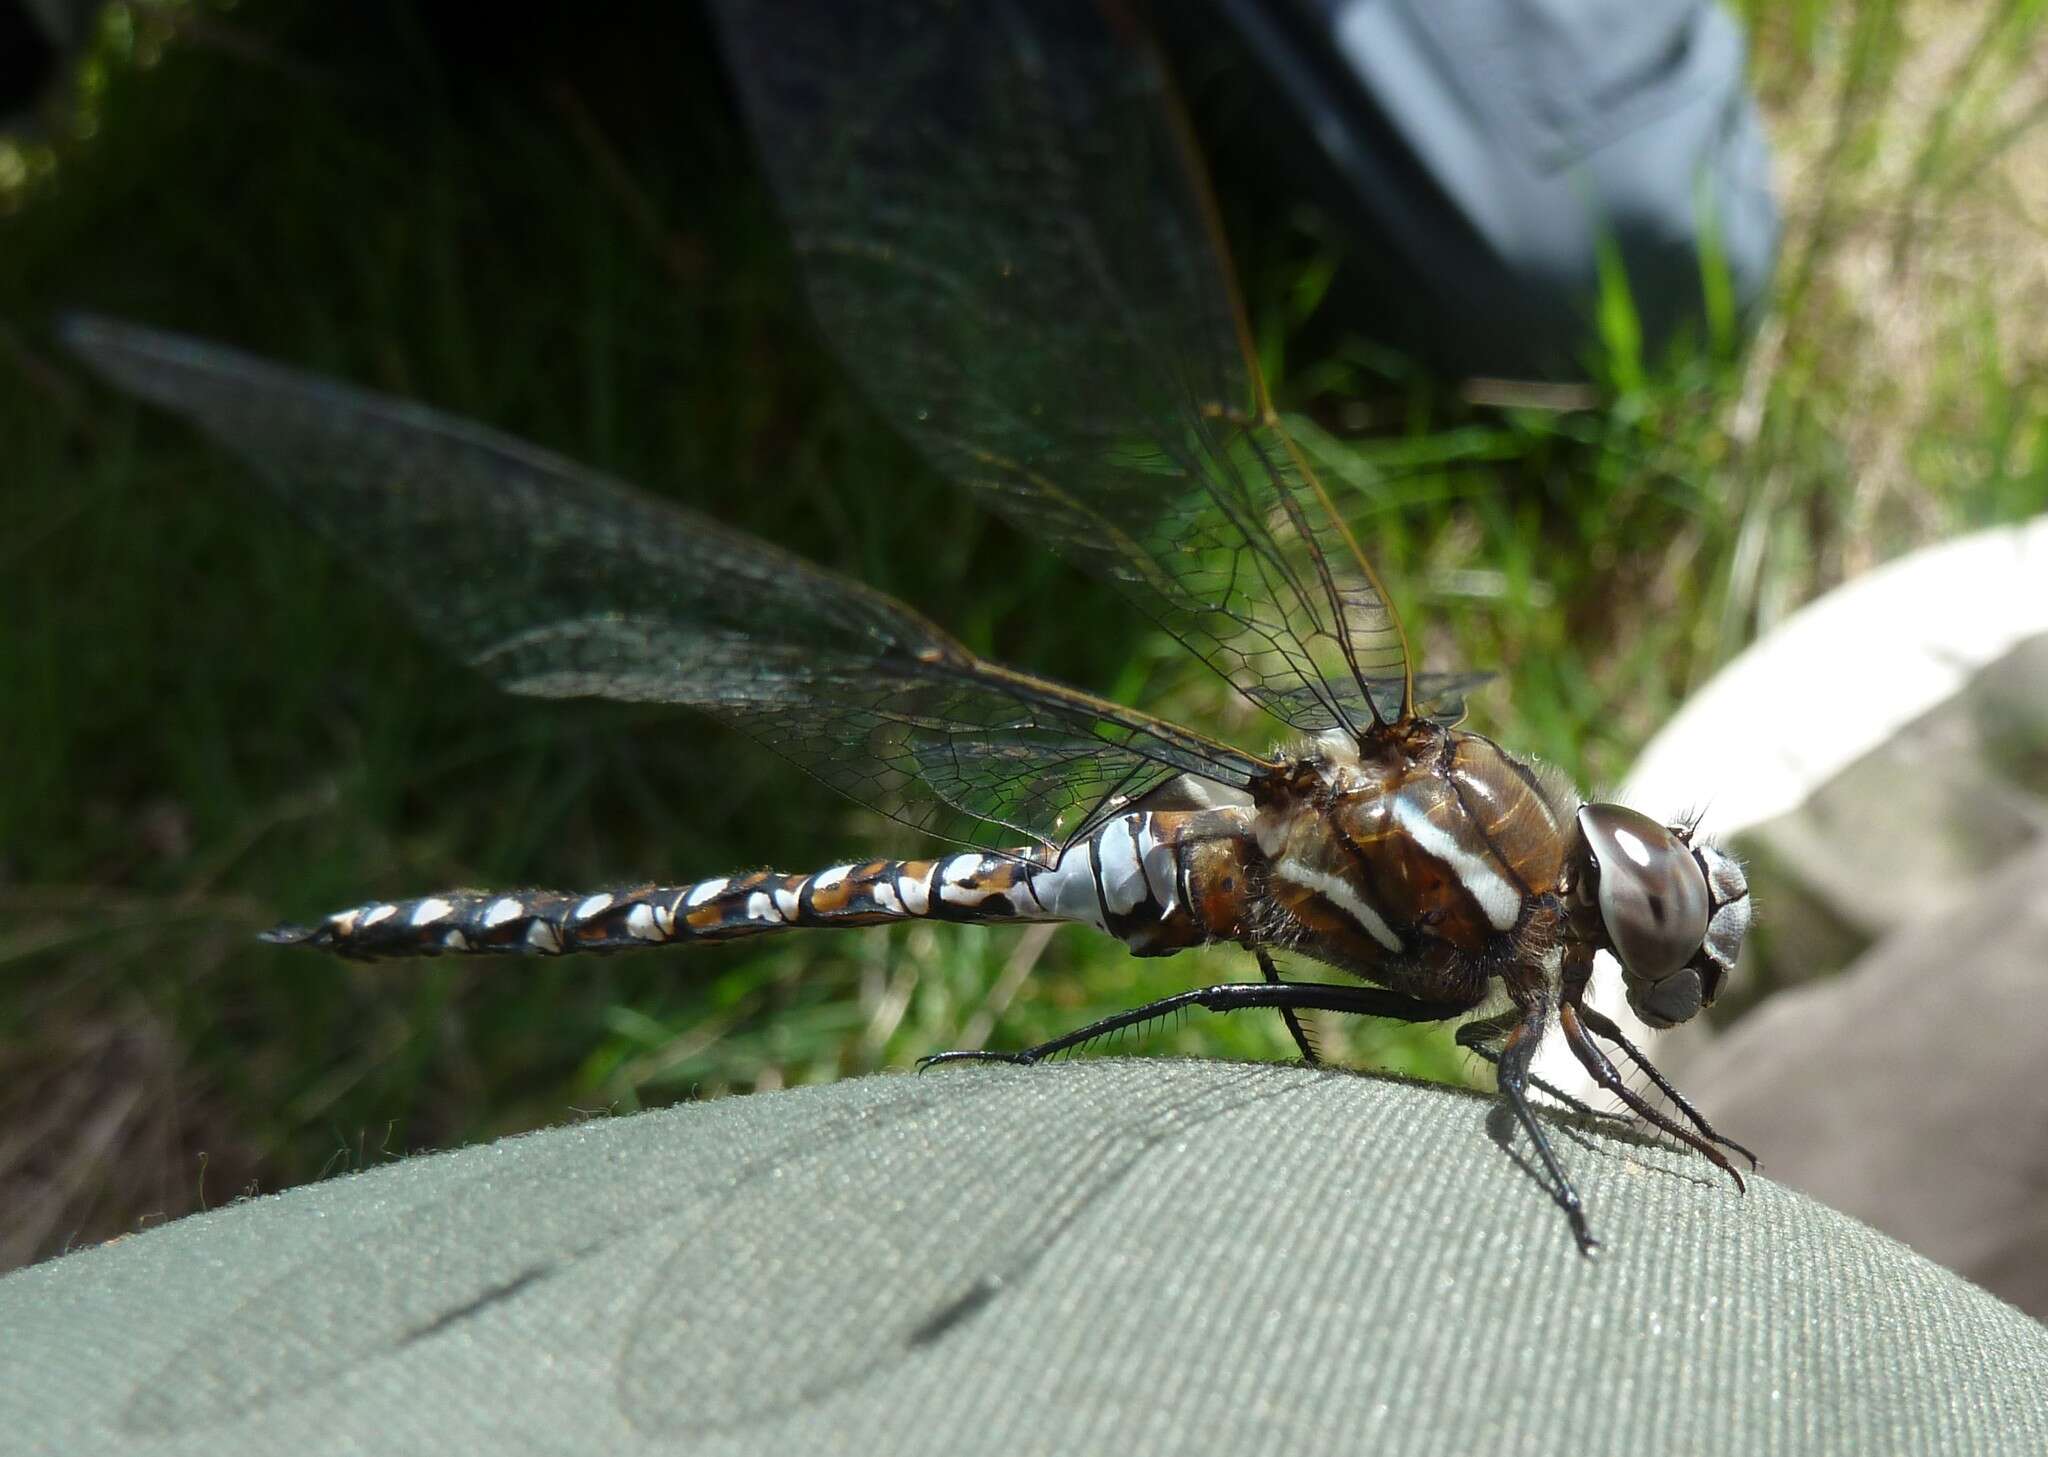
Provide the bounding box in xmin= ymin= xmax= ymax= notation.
xmin=1559 ymin=1005 xmax=1745 ymax=1194
xmin=1455 ymin=1019 xmax=1613 ymax=1124
xmin=1575 ymin=1005 xmax=1760 ymax=1169
xmin=1493 ymin=1013 xmax=1598 ymax=1256
xmin=918 ymin=981 xmax=1469 ymax=1072
xmin=1256 ymin=948 xmax=1319 ymax=1066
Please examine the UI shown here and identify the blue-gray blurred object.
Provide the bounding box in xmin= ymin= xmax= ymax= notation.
xmin=1215 ymin=0 xmax=1779 ymax=377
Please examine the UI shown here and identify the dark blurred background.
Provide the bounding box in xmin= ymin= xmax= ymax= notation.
xmin=3 ymin=0 xmax=2044 ymax=1278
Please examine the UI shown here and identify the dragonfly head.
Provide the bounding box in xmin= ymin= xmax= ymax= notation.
xmin=1569 ymin=804 xmax=1750 ymax=1029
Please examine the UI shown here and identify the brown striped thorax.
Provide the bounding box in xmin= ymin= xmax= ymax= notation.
xmin=1245 ymin=720 xmax=1750 ymax=1030
xmin=1250 ymin=721 xmax=1575 ymax=990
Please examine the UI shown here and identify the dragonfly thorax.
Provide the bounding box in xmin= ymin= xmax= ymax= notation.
xmin=1246 ymin=725 xmax=1580 ymax=990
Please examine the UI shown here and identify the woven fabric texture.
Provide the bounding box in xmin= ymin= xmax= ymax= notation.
xmin=4 ymin=1060 xmax=2044 ymax=1455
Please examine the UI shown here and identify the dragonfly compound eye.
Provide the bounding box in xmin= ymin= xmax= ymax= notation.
xmin=1575 ymin=803 xmax=1711 ymax=1027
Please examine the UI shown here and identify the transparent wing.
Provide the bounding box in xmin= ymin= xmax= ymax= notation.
xmin=710 ymin=0 xmax=1417 ymax=735
xmin=65 ymin=316 xmax=1271 ymax=851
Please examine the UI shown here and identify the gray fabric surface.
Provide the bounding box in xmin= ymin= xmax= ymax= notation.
xmin=4 ymin=1060 xmax=2044 ymax=1456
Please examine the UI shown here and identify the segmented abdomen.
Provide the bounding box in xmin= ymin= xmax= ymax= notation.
xmin=263 ymin=808 xmax=1259 ymax=959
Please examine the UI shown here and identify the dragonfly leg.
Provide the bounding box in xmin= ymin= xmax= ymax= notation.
xmin=1488 ymin=1008 xmax=1600 ymax=1256
xmin=1574 ymin=1004 xmax=1759 ymax=1169
xmin=1558 ymin=1005 xmax=1746 ymax=1194
xmin=918 ymin=981 xmax=1469 ymax=1072
xmin=1255 ymin=947 xmax=1320 ymax=1066
xmin=1454 ymin=1015 xmax=1615 ymax=1124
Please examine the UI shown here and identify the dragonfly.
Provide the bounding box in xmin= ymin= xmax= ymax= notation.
xmin=62 ymin=0 xmax=1752 ymax=1254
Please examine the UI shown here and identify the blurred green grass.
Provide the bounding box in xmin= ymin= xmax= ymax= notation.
xmin=3 ymin=0 xmax=2045 ymax=1268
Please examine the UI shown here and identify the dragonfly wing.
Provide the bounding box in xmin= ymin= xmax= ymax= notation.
xmin=1277 ymin=670 xmax=1496 ymax=730
xmin=64 ymin=316 xmax=1268 ymax=850
xmin=711 ymin=0 xmax=1416 ymax=735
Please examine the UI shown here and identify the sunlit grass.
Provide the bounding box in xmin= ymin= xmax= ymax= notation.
xmin=3 ymin=0 xmax=2045 ymax=1267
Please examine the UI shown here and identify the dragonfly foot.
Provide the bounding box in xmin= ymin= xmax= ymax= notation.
xmin=916 ymin=1049 xmax=1037 ymax=1073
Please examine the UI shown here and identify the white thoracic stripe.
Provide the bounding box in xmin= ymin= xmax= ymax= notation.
xmin=685 ymin=877 xmax=728 ymax=908
xmin=1391 ymin=797 xmax=1522 ymax=930
xmin=1275 ymin=857 xmax=1403 ymax=952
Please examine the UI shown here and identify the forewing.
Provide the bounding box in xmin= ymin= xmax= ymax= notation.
xmin=64 ymin=316 xmax=1267 ymax=849
xmin=710 ymin=0 xmax=1415 ymax=734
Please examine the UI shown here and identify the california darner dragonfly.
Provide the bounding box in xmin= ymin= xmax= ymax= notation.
xmin=63 ymin=0 xmax=1752 ymax=1254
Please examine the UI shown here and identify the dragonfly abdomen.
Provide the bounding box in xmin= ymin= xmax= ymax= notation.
xmin=260 ymin=809 xmax=1262 ymax=959
xmin=262 ymin=862 xmax=1012 ymax=959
